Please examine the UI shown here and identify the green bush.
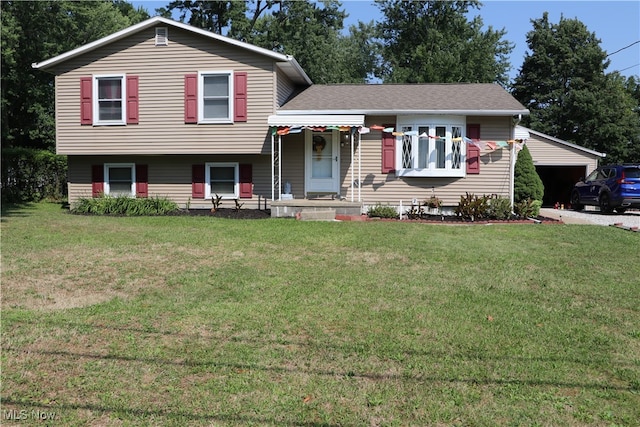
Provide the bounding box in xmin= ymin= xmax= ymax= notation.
xmin=488 ymin=196 xmax=513 ymax=220
xmin=514 ymin=145 xmax=544 ymax=203
xmin=456 ymin=194 xmax=516 ymax=220
xmin=454 ymin=193 xmax=491 ymax=221
xmin=72 ymin=195 xmax=179 ymax=216
xmin=367 ymin=203 xmax=399 ymax=219
xmin=514 ymin=198 xmax=542 ymax=218
xmin=1 ymin=147 xmax=67 ymax=203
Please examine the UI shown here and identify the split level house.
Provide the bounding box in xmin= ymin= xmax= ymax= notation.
xmin=34 ymin=16 xmax=554 ymax=217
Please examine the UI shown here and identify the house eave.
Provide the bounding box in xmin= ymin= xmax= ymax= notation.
xmin=31 ymin=16 xmax=311 ymax=84
xmin=523 ymin=126 xmax=606 ymax=158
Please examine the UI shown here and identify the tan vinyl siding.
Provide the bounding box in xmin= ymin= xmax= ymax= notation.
xmin=525 ymin=134 xmax=600 ymax=174
xmin=276 ymin=70 xmax=297 ymax=108
xmin=68 ymin=155 xmax=271 ymax=209
xmin=341 ymin=116 xmax=513 ymax=207
xmin=54 ymin=26 xmax=278 ymax=155
xmin=274 ymin=115 xmax=516 ymax=207
xmin=280 ymin=133 xmax=305 ymax=197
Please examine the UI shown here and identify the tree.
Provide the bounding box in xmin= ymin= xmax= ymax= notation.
xmin=511 ymin=13 xmax=640 ymax=163
xmin=1 ymin=1 xmax=149 ymax=150
xmin=159 ymin=0 xmax=248 ymax=35
xmin=374 ymin=0 xmax=512 ymax=84
xmin=514 ymin=145 xmax=544 ymax=203
xmin=247 ymin=0 xmax=351 ymax=84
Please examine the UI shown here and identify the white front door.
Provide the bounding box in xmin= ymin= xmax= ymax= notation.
xmin=305 ymin=130 xmax=340 ymax=195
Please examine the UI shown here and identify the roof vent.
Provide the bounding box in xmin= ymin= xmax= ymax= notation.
xmin=155 ymin=27 xmax=168 ymax=46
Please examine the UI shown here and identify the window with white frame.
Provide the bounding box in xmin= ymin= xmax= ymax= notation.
xmin=206 ymin=162 xmax=238 ymax=198
xmin=104 ymin=163 xmax=135 ymax=196
xmin=94 ymin=75 xmax=126 ymax=125
xmin=199 ymin=71 xmax=233 ymax=123
xmin=396 ymin=118 xmax=466 ymax=177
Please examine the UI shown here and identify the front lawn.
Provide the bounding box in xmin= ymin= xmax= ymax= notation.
xmin=2 ymin=203 xmax=639 ymax=426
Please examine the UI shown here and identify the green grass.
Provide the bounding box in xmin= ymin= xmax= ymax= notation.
xmin=2 ymin=202 xmax=639 ymax=426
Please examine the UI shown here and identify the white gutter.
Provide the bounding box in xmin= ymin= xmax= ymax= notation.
xmin=276 ymin=109 xmax=530 ymax=117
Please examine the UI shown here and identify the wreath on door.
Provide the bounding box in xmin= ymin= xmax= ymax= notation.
xmin=313 ymin=135 xmax=327 ymax=154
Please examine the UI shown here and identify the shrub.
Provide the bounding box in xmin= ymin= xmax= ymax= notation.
xmin=514 ymin=145 xmax=544 ymax=203
xmin=514 ymin=198 xmax=542 ymax=218
xmin=454 ymin=193 xmax=491 ymax=221
xmin=367 ymin=203 xmax=399 ymax=219
xmin=72 ymin=195 xmax=179 ymax=216
xmin=1 ymin=147 xmax=67 ymax=203
xmin=488 ymin=196 xmax=513 ymax=220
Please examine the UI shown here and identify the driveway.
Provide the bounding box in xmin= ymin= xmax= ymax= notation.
xmin=540 ymin=208 xmax=640 ymax=228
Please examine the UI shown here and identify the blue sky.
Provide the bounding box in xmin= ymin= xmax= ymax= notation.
xmin=131 ymin=0 xmax=640 ymax=81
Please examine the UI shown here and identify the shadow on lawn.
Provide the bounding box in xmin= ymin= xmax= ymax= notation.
xmin=7 ymin=317 xmax=630 ymax=370
xmin=0 ymin=396 xmax=338 ymax=427
xmin=4 ymin=345 xmax=633 ymax=392
xmin=0 ymin=201 xmax=68 ymax=220
xmin=0 ymin=202 xmax=36 ymax=220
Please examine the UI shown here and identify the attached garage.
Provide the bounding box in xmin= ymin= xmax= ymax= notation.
xmin=518 ymin=126 xmax=606 ymax=207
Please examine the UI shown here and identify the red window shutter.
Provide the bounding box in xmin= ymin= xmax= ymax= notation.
xmin=136 ymin=164 xmax=148 ymax=197
xmin=91 ymin=164 xmax=104 ymax=197
xmin=239 ymin=163 xmax=252 ymax=198
xmin=466 ymin=145 xmax=480 ymax=174
xmin=80 ymin=77 xmax=93 ymax=125
xmin=184 ymin=74 xmax=198 ymax=123
xmin=381 ymin=125 xmax=396 ymax=173
xmin=126 ymin=75 xmax=139 ymax=124
xmin=467 ymin=124 xmax=480 ymax=141
xmin=466 ymin=124 xmax=481 ymax=174
xmin=234 ymin=72 xmax=248 ymax=122
xmin=192 ymin=164 xmax=205 ymax=199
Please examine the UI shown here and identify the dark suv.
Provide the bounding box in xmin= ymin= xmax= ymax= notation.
xmin=571 ymin=164 xmax=640 ymax=213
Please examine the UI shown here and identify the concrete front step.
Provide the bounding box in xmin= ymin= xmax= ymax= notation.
xmin=299 ymin=209 xmax=336 ymax=221
xmin=270 ymin=200 xmax=362 ymax=218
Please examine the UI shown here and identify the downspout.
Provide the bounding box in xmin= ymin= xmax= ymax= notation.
xmin=510 ymin=114 xmax=522 ymax=211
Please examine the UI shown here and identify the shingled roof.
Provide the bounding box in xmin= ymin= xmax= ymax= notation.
xmin=279 ymin=83 xmax=528 ymax=116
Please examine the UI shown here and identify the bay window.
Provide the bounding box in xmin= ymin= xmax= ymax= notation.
xmin=396 ymin=118 xmax=466 ymax=177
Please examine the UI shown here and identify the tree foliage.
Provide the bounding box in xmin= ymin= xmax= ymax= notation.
xmin=374 ymin=0 xmax=512 ymax=84
xmin=511 ymin=13 xmax=640 ymax=163
xmin=158 ymin=0 xmax=249 ymax=35
xmin=514 ymin=145 xmax=544 ymax=203
xmin=1 ymin=1 xmax=148 ymax=150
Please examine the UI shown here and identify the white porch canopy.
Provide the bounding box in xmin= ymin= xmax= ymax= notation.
xmin=267 ymin=114 xmax=365 ymax=202
xmin=267 ymin=114 xmax=365 ymax=128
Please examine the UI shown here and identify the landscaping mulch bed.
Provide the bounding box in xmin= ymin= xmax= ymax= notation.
xmin=174 ymin=208 xmax=272 ymax=219
xmin=344 ymin=214 xmax=560 ymax=224
xmin=178 ymin=209 xmax=559 ymax=223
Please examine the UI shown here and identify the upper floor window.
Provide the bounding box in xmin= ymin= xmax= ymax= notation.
xmin=94 ymin=75 xmax=126 ymax=125
xmin=199 ymin=71 xmax=233 ymax=123
xmin=81 ymin=74 xmax=138 ymax=126
xmin=396 ymin=118 xmax=466 ymax=178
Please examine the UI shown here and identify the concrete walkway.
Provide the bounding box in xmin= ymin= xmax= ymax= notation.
xmin=540 ymin=208 xmax=640 ymax=228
